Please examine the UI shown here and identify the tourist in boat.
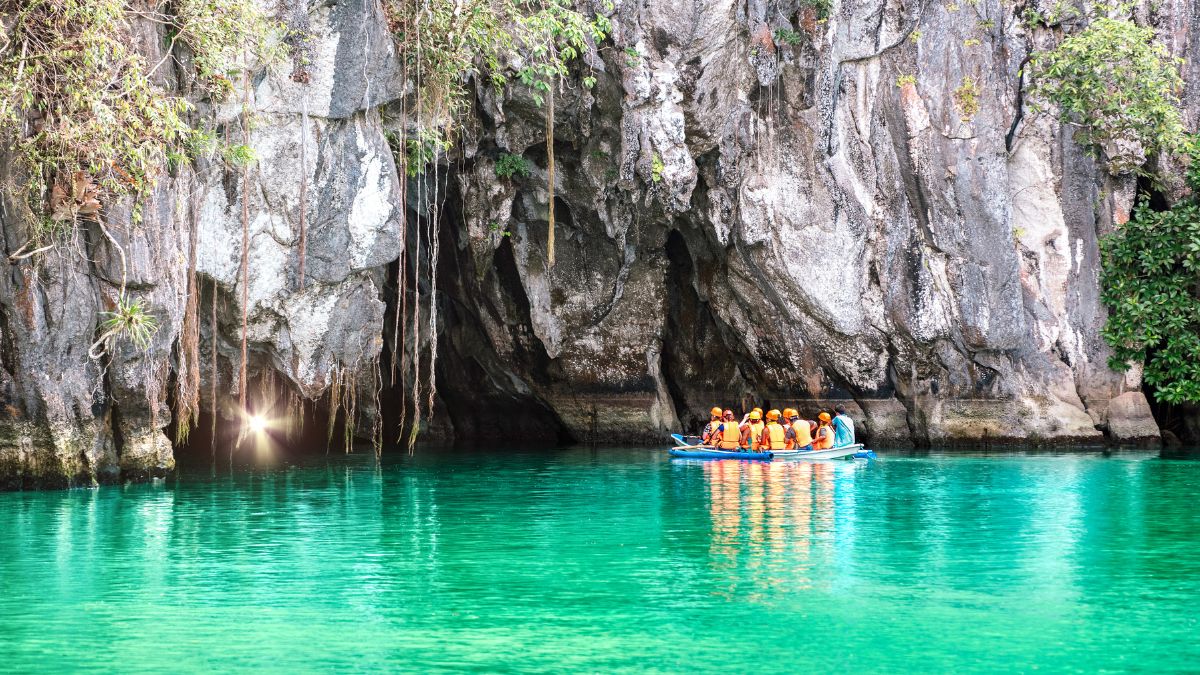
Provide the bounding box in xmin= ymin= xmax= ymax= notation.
xmin=787 ymin=409 xmax=814 ymax=452
xmin=701 ymin=406 xmax=723 ymax=445
xmin=757 ymin=409 xmax=788 ymax=450
xmin=707 ymin=409 xmax=741 ymax=449
xmin=740 ymin=409 xmax=764 ymax=449
xmin=813 ymin=412 xmax=835 ymax=450
xmin=832 ymin=404 xmax=856 ymax=447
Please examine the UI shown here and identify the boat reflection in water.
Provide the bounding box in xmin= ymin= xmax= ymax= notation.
xmin=702 ymin=459 xmax=868 ymax=601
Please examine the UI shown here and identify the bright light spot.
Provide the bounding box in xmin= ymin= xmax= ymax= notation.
xmin=248 ymin=413 xmax=268 ymax=434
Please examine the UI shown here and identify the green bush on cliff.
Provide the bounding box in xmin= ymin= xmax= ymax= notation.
xmin=1101 ymin=137 xmax=1200 ymax=404
xmin=1028 ymin=18 xmax=1185 ymax=169
xmin=383 ymin=0 xmax=610 ymax=151
xmin=495 ymin=152 xmax=531 ymax=179
xmin=0 ymin=0 xmax=274 ymax=237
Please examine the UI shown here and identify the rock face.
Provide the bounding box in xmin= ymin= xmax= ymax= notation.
xmin=2 ymin=0 xmax=1196 ymax=487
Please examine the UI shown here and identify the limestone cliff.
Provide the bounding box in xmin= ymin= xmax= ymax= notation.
xmin=1 ymin=0 xmax=1194 ymax=488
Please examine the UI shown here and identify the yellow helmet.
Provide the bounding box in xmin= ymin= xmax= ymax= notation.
xmin=752 ymin=407 xmax=763 ymax=415
xmin=710 ymin=406 xmax=723 ymax=418
xmin=819 ymin=412 xmax=832 ymax=423
xmin=749 ymin=410 xmax=762 ymax=421
xmin=766 ymin=409 xmax=781 ymax=421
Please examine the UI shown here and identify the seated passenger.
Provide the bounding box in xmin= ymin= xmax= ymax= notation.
xmin=813 ymin=412 xmax=835 ymax=450
xmin=701 ymin=406 xmax=723 ymax=445
xmin=740 ymin=409 xmax=764 ymax=449
xmin=789 ymin=410 xmax=814 ymax=452
xmin=758 ymin=410 xmax=788 ymax=450
xmin=832 ymin=404 xmax=856 ymax=447
xmin=713 ymin=410 xmax=742 ymax=450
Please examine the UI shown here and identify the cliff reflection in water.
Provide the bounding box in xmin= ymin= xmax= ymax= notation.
xmin=701 ymin=460 xmax=865 ymax=600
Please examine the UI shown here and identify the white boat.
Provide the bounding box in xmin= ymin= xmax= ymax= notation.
xmin=771 ymin=443 xmax=868 ymax=460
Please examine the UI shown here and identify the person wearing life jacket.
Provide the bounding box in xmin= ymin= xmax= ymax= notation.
xmin=788 ymin=409 xmax=815 ymax=452
xmin=780 ymin=408 xmax=796 ymax=448
xmin=701 ymin=406 xmax=723 ymax=445
xmin=813 ymin=412 xmax=835 ymax=450
xmin=709 ymin=409 xmax=741 ymax=450
xmin=740 ymin=409 xmax=764 ymax=449
xmin=757 ymin=409 xmax=788 ymax=450
xmin=832 ymin=404 xmax=856 ymax=447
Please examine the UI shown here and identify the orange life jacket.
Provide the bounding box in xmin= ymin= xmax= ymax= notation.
xmin=716 ymin=421 xmax=741 ymax=449
xmin=746 ymin=421 xmax=764 ymax=448
xmin=791 ymin=420 xmax=813 ymax=447
xmin=761 ymin=422 xmax=786 ymax=450
xmin=814 ymin=425 xmax=834 ymax=450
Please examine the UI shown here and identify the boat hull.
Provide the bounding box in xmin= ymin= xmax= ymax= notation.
xmin=668 ymin=448 xmax=774 ymax=460
xmin=773 ymin=443 xmax=867 ymax=460
xmin=668 ymin=434 xmax=874 ymax=461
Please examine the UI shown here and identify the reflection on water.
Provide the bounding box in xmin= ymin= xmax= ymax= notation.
xmin=1 ymin=449 xmax=1199 ymax=672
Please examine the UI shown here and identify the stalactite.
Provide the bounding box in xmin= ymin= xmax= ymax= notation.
xmin=546 ymin=89 xmax=555 ymax=268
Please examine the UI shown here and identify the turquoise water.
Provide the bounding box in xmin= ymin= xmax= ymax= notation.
xmin=2 ymin=449 xmax=1199 ymax=672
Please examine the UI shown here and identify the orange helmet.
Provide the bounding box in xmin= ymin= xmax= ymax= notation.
xmin=766 ymin=409 xmax=781 ymax=421
xmin=710 ymin=406 xmax=723 ymax=418
xmin=752 ymin=407 xmax=763 ymax=416
xmin=819 ymin=412 xmax=832 ymax=423
xmin=783 ymin=407 xmax=796 ymax=419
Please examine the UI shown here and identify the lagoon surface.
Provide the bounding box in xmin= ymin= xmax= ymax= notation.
xmin=2 ymin=449 xmax=1198 ymax=672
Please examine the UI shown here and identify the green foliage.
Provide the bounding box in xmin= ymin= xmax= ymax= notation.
xmin=801 ymin=0 xmax=832 ymax=20
xmin=896 ymin=73 xmax=917 ymax=88
xmin=222 ymin=143 xmax=257 ymax=168
xmin=100 ymin=294 xmax=160 ymax=351
xmin=963 ymin=38 xmax=981 ymax=47
xmin=909 ymin=29 xmax=922 ymax=43
xmin=1100 ymin=138 xmax=1200 ymax=403
xmin=385 ymin=0 xmax=610 ymax=123
xmin=953 ymin=76 xmax=980 ymax=121
xmin=495 ymin=152 xmax=531 ymax=179
xmin=1028 ymin=18 xmax=1185 ymax=168
xmin=650 ymin=153 xmax=664 ymax=184
xmin=623 ymin=47 xmax=641 ymax=66
xmin=977 ymin=19 xmax=995 ymax=30
xmin=488 ymin=220 xmax=511 ymax=237
xmin=171 ymin=0 xmax=283 ymax=99
xmin=0 ymin=0 xmax=189 ymax=225
xmin=774 ymin=29 xmax=804 ymax=46
xmin=0 ymin=0 xmax=271 ymax=238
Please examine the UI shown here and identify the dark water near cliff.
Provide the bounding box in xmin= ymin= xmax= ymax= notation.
xmin=1 ymin=448 xmax=1198 ymax=672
